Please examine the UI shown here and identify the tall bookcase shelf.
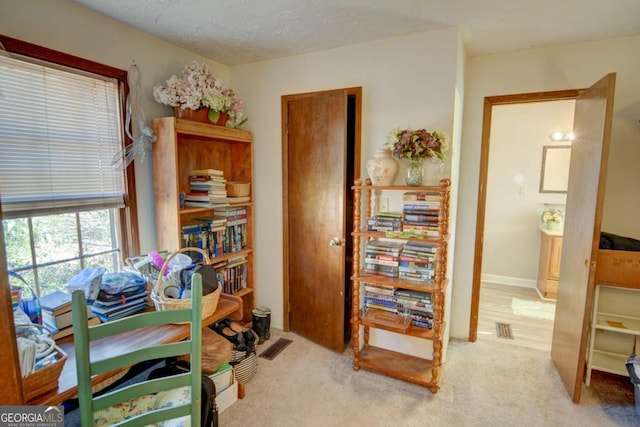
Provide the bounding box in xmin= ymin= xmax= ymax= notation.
xmin=351 ymin=178 xmax=450 ymax=394
xmin=152 ymin=117 xmax=255 ymax=322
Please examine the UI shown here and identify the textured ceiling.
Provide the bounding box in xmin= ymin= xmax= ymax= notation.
xmin=74 ymin=0 xmax=640 ymax=66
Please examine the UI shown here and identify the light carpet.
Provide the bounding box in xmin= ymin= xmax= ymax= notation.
xmin=221 ymin=329 xmax=638 ymax=427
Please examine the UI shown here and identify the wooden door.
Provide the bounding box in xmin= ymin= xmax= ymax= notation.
xmin=283 ymin=89 xmax=350 ymax=352
xmin=550 ymin=74 xmax=616 ymax=403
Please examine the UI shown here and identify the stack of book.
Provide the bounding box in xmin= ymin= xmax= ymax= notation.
xmin=395 ymin=288 xmax=434 ymax=329
xmin=366 ymin=212 xmax=402 ymax=232
xmin=40 ymin=290 xmax=98 ymax=340
xmin=399 ymin=241 xmax=438 ymax=283
xmin=364 ymin=239 xmax=403 ymax=277
xmin=363 ymin=283 xmax=397 ymax=313
xmin=91 ymin=282 xmax=147 ymax=322
xmin=185 ymin=168 xmax=230 ymax=208
xmin=402 ymin=191 xmax=441 ymax=236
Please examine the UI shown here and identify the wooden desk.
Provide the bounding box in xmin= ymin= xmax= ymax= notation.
xmin=29 ymin=294 xmax=242 ymax=405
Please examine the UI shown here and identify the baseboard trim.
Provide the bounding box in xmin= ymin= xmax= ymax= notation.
xmin=481 ymin=274 xmax=536 ymax=289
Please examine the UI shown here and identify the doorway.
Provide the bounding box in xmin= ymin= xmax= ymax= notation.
xmin=469 ymin=89 xmax=582 ymax=346
xmin=476 ymin=98 xmax=576 ymax=352
xmin=281 ymin=87 xmax=361 ymax=352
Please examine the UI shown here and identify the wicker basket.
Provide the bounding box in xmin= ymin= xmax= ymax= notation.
xmin=226 ymin=181 xmax=250 ymax=197
xmin=18 ymin=323 xmax=67 ymax=401
xmin=150 ymin=247 xmax=221 ymax=321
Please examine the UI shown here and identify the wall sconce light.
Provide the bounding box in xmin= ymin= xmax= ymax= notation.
xmin=550 ymin=131 xmax=574 ymax=142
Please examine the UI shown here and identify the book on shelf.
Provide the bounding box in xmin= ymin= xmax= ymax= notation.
xmin=191 ymin=168 xmax=224 ymax=176
xmin=365 ymin=239 xmax=403 ymax=254
xmin=42 ymin=304 xmax=92 ymax=331
xmin=363 ymin=283 xmax=395 ymax=295
xmin=398 ymin=265 xmax=434 ymax=275
xmin=38 ymin=290 xmax=72 ymax=316
xmin=365 ymin=252 xmax=399 ymax=262
xmin=228 ymin=196 xmax=250 ymax=203
xmin=184 ymin=200 xmax=230 ymax=209
xmin=402 ymin=204 xmax=440 ymax=211
xmin=376 ymin=211 xmax=403 ymax=218
xmin=403 ymin=213 xmax=439 ymax=222
xmin=185 ymin=193 xmax=212 ymax=203
xmin=363 ymin=291 xmax=397 ymax=302
xmin=398 ymin=272 xmax=434 ymax=282
xmin=193 ymin=216 xmax=227 ymax=228
xmin=214 ymin=206 xmax=247 ymax=217
xmin=403 ymin=241 xmax=438 ymax=253
xmin=364 ymin=257 xmax=399 ymax=267
xmin=365 ymin=302 xmax=398 ymax=313
xmin=402 ymin=191 xmax=440 ymax=201
xmin=399 ymin=259 xmax=433 ymax=270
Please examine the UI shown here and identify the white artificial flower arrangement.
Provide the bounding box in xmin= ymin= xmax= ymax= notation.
xmin=153 ymin=61 xmax=247 ymax=128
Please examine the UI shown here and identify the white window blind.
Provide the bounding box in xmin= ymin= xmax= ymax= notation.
xmin=0 ymin=53 xmax=125 ymax=218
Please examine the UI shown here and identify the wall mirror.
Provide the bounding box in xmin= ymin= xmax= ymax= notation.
xmin=540 ymin=145 xmax=571 ymax=193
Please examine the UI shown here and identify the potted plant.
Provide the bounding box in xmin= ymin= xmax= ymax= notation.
xmin=541 ymin=207 xmax=564 ymax=231
xmin=385 ymin=128 xmax=449 ymax=185
xmin=153 ymin=61 xmax=247 ymax=128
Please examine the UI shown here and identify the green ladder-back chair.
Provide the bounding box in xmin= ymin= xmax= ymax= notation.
xmin=72 ymin=274 xmax=203 ymax=427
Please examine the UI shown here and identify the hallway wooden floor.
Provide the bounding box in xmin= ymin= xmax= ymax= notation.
xmin=478 ymin=282 xmax=555 ymax=352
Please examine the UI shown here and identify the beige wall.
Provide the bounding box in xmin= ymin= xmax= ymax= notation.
xmin=0 ymin=0 xmax=231 ymax=253
xmin=454 ymin=34 xmax=640 ymax=338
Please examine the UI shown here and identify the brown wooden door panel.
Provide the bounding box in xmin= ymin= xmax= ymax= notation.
xmin=285 ymin=90 xmax=348 ymax=352
xmin=551 ymin=73 xmax=616 ymax=403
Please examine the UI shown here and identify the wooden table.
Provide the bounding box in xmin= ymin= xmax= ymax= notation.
xmin=29 ymin=294 xmax=242 ymax=405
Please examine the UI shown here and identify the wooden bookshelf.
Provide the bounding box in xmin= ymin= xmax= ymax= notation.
xmin=351 ymin=178 xmax=450 ymax=393
xmin=152 ymin=117 xmax=255 ymax=322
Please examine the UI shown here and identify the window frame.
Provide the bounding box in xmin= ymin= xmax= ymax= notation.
xmin=0 ymin=34 xmax=140 ymax=259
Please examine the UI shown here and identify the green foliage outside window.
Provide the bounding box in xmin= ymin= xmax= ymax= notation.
xmin=3 ymin=209 xmax=120 ymax=296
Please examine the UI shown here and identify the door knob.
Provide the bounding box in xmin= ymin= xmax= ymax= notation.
xmin=329 ymin=237 xmax=343 ymax=246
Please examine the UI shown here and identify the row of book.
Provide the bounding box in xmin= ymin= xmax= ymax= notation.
xmin=181 ymin=207 xmax=248 ymax=260
xmin=364 ymin=239 xmax=437 ymax=283
xmin=363 ymin=283 xmax=434 ymax=329
xmin=213 ymin=255 xmax=248 ymax=294
xmin=366 ymin=191 xmax=442 ymax=236
xmin=184 ymin=168 xmax=250 ymax=209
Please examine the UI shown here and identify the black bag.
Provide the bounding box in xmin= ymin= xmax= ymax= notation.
xmin=179 ymin=263 xmax=219 ymax=296
xmin=147 ymin=358 xmax=218 ymax=427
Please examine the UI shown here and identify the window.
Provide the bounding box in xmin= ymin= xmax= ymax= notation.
xmin=0 ymin=35 xmax=138 ymax=296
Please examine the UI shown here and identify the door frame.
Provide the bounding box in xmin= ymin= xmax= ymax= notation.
xmin=468 ymin=89 xmax=583 ymax=341
xmin=281 ymin=87 xmax=362 ymax=331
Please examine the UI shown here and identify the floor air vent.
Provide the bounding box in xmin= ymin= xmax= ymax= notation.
xmin=259 ymin=338 xmax=293 ymax=360
xmin=495 ymin=322 xmax=514 ymax=339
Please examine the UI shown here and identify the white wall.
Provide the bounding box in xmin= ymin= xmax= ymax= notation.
xmin=0 ymin=0 xmax=231 ymax=253
xmin=231 ymin=28 xmax=462 ymax=341
xmin=454 ymin=34 xmax=640 ymax=339
xmin=482 ymin=101 xmax=573 ymax=285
